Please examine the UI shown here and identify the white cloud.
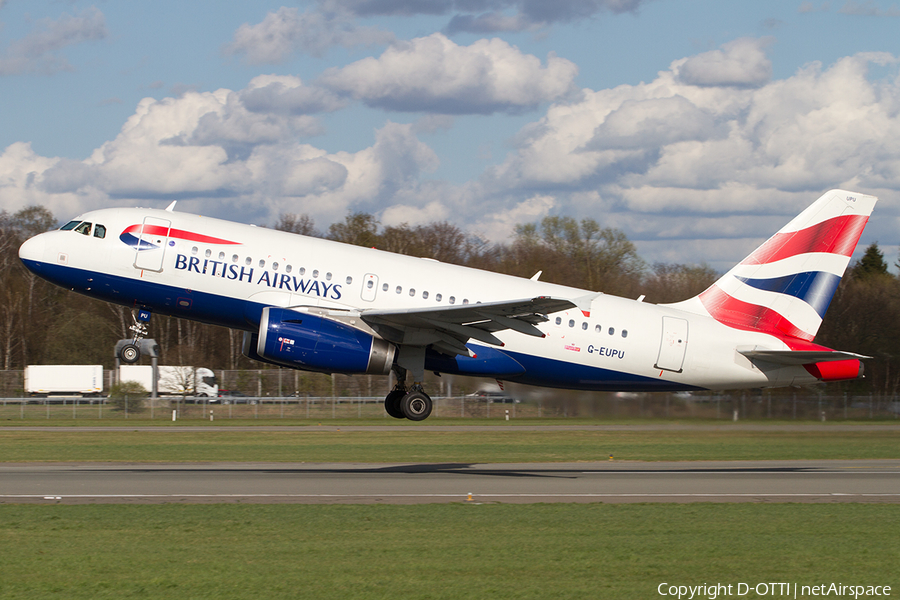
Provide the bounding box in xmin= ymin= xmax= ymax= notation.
xmin=225 ymin=6 xmax=395 ymax=63
xmin=5 ymin=36 xmax=900 ymax=271
xmin=330 ymin=0 xmax=649 ymax=33
xmin=583 ymin=95 xmax=723 ymax=150
xmin=488 ymin=43 xmax=900 ymax=221
xmin=839 ymin=1 xmax=900 ymax=16
xmin=319 ymin=33 xmax=578 ymax=114
xmin=240 ymin=75 xmax=347 ymax=115
xmin=0 ymin=7 xmax=107 ymax=75
xmin=0 ymin=83 xmax=441 ymax=228
xmin=675 ymin=37 xmax=773 ymax=88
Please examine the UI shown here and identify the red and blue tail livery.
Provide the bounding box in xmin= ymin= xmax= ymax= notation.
xmin=19 ymin=189 xmax=877 ymax=420
xmin=685 ymin=190 xmax=875 ymax=342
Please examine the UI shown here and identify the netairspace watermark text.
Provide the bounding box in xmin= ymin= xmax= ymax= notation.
xmin=658 ymin=583 xmax=892 ymax=599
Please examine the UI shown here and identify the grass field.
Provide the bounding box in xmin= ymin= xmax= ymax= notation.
xmin=1 ymin=425 xmax=899 ymax=462
xmin=0 ymin=503 xmax=897 ymax=600
xmin=2 ymin=423 xmax=897 ymax=599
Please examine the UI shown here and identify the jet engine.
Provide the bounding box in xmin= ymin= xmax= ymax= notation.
xmin=247 ymin=307 xmax=395 ymax=375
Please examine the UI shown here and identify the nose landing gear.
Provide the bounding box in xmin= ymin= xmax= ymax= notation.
xmin=119 ymin=309 xmax=152 ymax=364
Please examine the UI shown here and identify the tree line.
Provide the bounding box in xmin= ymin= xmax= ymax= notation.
xmin=1 ymin=205 xmax=897 ymax=397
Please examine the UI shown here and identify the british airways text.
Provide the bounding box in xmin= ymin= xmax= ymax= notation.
xmin=174 ymin=254 xmax=342 ymax=300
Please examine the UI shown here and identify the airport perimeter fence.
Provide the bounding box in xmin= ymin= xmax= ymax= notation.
xmin=1 ymin=368 xmax=899 ymax=420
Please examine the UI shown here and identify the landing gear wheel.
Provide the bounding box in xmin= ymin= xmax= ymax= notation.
xmin=119 ymin=343 xmax=141 ymax=364
xmin=384 ymin=389 xmax=406 ymax=419
xmin=400 ymin=391 xmax=432 ymax=421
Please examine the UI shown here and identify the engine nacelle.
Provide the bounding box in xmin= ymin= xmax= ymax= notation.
xmin=253 ymin=307 xmax=395 ymax=375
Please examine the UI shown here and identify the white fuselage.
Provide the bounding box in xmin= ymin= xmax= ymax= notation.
xmin=19 ymin=207 xmax=822 ymax=392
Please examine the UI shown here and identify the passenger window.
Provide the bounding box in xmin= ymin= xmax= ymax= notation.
xmin=245 ymin=256 xmax=251 ymax=265
xmin=422 ymin=291 xmax=429 ymax=299
xmin=272 ymin=262 xmax=279 ymax=271
xmin=463 ymin=299 xmax=469 ymax=305
xmin=608 ymin=327 xmax=615 ymax=335
xmin=299 ymin=267 xmax=306 ymax=275
xmin=74 ymin=222 xmax=92 ymax=236
xmin=232 ymin=255 xmax=239 ymax=263
xmin=449 ymin=296 xmax=456 ymax=304
xmin=436 ymin=294 xmax=442 ymax=302
xmin=326 ymin=272 xmax=332 ymax=281
xmin=396 ymin=286 xmax=402 ymax=294
xmin=382 ymin=283 xmax=389 ymax=292
xmin=286 ymin=265 xmax=293 ymax=274
xmin=367 ymin=280 xmax=374 ymax=289
xmin=347 ymin=276 xmax=353 ymax=285
xmin=259 ymin=259 xmax=266 ymax=268
xmin=568 ymin=320 xmax=575 ymax=328
xmin=555 ymin=317 xmax=562 ymax=325
xmin=582 ymin=322 xmax=588 ymax=330
xmin=93 ymin=224 xmax=106 ymax=239
xmin=622 ymin=330 xmax=628 ymax=338
xmin=60 ymin=221 xmax=81 ymax=231
xmin=595 ymin=325 xmax=602 ymax=333
xmin=409 ymin=288 xmax=416 ymax=297
xmin=218 ymin=251 xmax=225 ymax=260
xmin=205 ymin=249 xmax=212 ymax=258
xmin=312 ymin=270 xmax=319 ymax=278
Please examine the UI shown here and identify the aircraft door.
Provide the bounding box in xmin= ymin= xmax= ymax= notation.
xmin=361 ymin=273 xmax=378 ymax=302
xmin=655 ymin=316 xmax=688 ymax=373
xmin=133 ymin=216 xmax=171 ymax=273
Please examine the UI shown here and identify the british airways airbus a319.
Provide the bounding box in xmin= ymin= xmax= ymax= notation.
xmin=18 ymin=190 xmax=875 ymax=420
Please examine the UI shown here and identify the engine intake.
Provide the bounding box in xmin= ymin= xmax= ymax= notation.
xmin=253 ymin=307 xmax=395 ymax=375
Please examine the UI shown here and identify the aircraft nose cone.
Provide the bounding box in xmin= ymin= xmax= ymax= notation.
xmin=18 ymin=234 xmax=46 ymax=270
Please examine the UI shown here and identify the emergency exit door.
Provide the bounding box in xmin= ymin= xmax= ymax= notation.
xmin=133 ymin=216 xmax=171 ymax=272
xmin=655 ymin=316 xmax=688 ymax=373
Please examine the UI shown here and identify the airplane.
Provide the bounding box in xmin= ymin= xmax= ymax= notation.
xmin=18 ymin=189 xmax=875 ymax=421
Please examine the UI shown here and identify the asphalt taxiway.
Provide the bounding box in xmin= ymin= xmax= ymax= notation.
xmin=2 ymin=460 xmax=898 ymax=504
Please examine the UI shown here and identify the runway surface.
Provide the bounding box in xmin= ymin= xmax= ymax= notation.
xmin=2 ymin=460 xmax=899 ymax=504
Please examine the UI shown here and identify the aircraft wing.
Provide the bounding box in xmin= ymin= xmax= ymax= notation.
xmin=738 ymin=349 xmax=870 ymax=366
xmin=360 ymin=296 xmax=576 ymax=357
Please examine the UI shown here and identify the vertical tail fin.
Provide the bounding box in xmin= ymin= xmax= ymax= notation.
xmin=672 ymin=190 xmax=877 ymax=341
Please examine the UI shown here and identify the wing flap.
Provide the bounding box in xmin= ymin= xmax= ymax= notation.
xmin=362 ymin=296 xmax=575 ymax=356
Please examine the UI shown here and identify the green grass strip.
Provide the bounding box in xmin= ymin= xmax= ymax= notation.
xmin=1 ymin=429 xmax=899 ymax=462
xmin=0 ymin=504 xmax=896 ymax=599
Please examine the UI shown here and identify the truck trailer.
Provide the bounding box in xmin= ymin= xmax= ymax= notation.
xmin=118 ymin=365 xmax=218 ymax=398
xmin=25 ymin=365 xmax=104 ymax=397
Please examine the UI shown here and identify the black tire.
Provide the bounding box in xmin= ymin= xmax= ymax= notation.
xmin=384 ymin=389 xmax=406 ymax=419
xmin=400 ymin=391 xmax=432 ymax=421
xmin=120 ymin=343 xmax=141 ymax=364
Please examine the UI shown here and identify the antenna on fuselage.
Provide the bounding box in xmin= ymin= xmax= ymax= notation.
xmin=164 ymin=201 xmax=177 ymax=212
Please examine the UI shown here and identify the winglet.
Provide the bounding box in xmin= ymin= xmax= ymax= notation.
xmin=573 ymin=293 xmax=602 ymax=317
xmin=165 ymin=201 xmax=177 ymax=212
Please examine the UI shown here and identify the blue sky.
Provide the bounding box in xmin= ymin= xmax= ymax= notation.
xmin=2 ymin=0 xmax=900 ymax=272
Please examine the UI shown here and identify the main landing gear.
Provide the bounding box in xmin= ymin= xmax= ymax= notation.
xmin=119 ymin=309 xmax=152 ymax=364
xmin=384 ymin=367 xmax=433 ymax=421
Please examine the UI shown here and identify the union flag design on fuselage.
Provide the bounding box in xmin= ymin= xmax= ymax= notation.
xmin=119 ymin=224 xmax=241 ymax=251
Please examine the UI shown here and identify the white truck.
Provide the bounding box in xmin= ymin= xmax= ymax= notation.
xmin=25 ymin=365 xmax=104 ymax=397
xmin=118 ymin=365 xmax=219 ymax=398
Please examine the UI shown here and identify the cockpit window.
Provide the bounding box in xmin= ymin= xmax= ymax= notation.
xmin=60 ymin=221 xmax=81 ymax=231
xmin=93 ymin=224 xmax=106 ymax=239
xmin=74 ymin=222 xmax=92 ymax=236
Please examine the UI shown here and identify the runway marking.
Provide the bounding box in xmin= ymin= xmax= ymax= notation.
xmin=4 ymin=493 xmax=900 ymax=500
xmin=581 ymin=470 xmax=899 ymax=474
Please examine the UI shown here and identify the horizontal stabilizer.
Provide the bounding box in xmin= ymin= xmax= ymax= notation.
xmin=739 ymin=348 xmax=870 ymax=366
